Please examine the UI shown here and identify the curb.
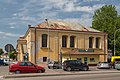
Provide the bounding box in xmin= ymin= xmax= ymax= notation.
xmin=3 ymin=71 xmax=120 ymax=79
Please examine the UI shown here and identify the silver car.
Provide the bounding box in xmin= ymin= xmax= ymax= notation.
xmin=115 ymin=62 xmax=120 ymax=70
xmin=97 ymin=62 xmax=111 ymax=69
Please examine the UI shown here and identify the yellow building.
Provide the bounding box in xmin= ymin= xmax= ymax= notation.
xmin=17 ymin=20 xmax=108 ymax=66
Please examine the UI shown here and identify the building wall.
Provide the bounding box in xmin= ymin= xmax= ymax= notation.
xmin=17 ymin=28 xmax=108 ymax=65
xmin=33 ymin=29 xmax=107 ymax=64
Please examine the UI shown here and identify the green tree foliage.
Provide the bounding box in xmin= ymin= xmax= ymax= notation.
xmin=8 ymin=49 xmax=17 ymax=60
xmin=92 ymin=5 xmax=120 ymax=55
xmin=0 ymin=48 xmax=4 ymax=55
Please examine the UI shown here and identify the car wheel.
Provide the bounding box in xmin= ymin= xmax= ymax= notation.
xmin=48 ymin=66 xmax=50 ymax=69
xmin=37 ymin=69 xmax=42 ymax=73
xmin=83 ymin=67 xmax=88 ymax=71
xmin=67 ymin=67 xmax=72 ymax=71
xmin=15 ymin=70 xmax=20 ymax=74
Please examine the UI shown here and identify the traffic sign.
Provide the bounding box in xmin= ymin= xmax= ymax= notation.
xmin=5 ymin=44 xmax=14 ymax=52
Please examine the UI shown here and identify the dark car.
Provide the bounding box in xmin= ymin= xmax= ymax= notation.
xmin=48 ymin=61 xmax=62 ymax=69
xmin=63 ymin=60 xmax=89 ymax=71
xmin=9 ymin=61 xmax=45 ymax=74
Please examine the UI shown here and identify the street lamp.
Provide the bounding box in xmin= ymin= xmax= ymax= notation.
xmin=114 ymin=29 xmax=120 ymax=56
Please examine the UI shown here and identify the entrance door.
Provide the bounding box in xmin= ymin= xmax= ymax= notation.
xmin=84 ymin=57 xmax=88 ymax=64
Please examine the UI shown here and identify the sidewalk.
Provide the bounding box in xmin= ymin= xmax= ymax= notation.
xmin=3 ymin=70 xmax=120 ymax=79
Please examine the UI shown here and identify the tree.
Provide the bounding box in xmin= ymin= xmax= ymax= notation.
xmin=92 ymin=5 xmax=120 ymax=55
xmin=8 ymin=49 xmax=17 ymax=60
xmin=0 ymin=48 xmax=4 ymax=56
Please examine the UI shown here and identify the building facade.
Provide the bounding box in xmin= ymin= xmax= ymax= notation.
xmin=17 ymin=20 xmax=108 ymax=65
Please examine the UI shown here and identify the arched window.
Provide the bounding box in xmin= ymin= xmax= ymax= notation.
xmin=89 ymin=37 xmax=94 ymax=48
xmin=62 ymin=35 xmax=67 ymax=47
xmin=42 ymin=34 xmax=48 ymax=47
xmin=96 ymin=37 xmax=100 ymax=48
xmin=70 ymin=36 xmax=75 ymax=47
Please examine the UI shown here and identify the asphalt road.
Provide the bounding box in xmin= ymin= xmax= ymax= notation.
xmin=0 ymin=66 xmax=9 ymax=76
xmin=2 ymin=72 xmax=120 ymax=80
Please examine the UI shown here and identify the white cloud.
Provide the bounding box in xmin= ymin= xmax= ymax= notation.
xmin=62 ymin=17 xmax=92 ymax=27
xmin=83 ymin=0 xmax=101 ymax=2
xmin=10 ymin=26 xmax=15 ymax=29
xmin=1 ymin=0 xmax=18 ymax=4
xmin=13 ymin=13 xmax=17 ymax=16
xmin=9 ymin=22 xmax=16 ymax=26
xmin=116 ymin=5 xmax=120 ymax=14
xmin=0 ymin=31 xmax=21 ymax=37
xmin=38 ymin=0 xmax=104 ymax=13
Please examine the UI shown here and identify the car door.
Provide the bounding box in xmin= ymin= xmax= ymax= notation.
xmin=75 ymin=60 xmax=82 ymax=69
xmin=19 ymin=62 xmax=28 ymax=73
xmin=72 ymin=60 xmax=78 ymax=69
xmin=26 ymin=62 xmax=37 ymax=73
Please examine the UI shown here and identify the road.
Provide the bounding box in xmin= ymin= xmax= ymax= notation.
xmin=2 ymin=72 xmax=120 ymax=80
xmin=0 ymin=66 xmax=9 ymax=76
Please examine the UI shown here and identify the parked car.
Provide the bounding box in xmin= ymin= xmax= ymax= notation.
xmin=97 ymin=62 xmax=111 ymax=69
xmin=63 ymin=60 xmax=89 ymax=71
xmin=0 ymin=58 xmax=10 ymax=66
xmin=0 ymin=58 xmax=4 ymax=65
xmin=115 ymin=62 xmax=120 ymax=70
xmin=48 ymin=61 xmax=62 ymax=69
xmin=9 ymin=61 xmax=45 ymax=74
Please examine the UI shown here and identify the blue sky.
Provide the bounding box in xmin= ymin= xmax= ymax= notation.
xmin=0 ymin=0 xmax=120 ymax=50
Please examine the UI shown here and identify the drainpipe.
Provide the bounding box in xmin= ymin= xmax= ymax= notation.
xmin=35 ymin=27 xmax=37 ymax=64
xmin=45 ymin=19 xmax=50 ymax=63
xmin=104 ymin=34 xmax=106 ymax=62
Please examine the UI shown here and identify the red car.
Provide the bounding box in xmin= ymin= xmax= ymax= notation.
xmin=9 ymin=61 xmax=45 ymax=74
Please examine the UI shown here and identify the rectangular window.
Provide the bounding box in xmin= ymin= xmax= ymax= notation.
xmin=62 ymin=35 xmax=67 ymax=47
xmin=77 ymin=58 xmax=82 ymax=62
xmin=70 ymin=36 xmax=75 ymax=47
xmin=96 ymin=37 xmax=100 ymax=48
xmin=43 ymin=57 xmax=47 ymax=62
xmin=89 ymin=37 xmax=93 ymax=48
xmin=42 ymin=34 xmax=47 ymax=47
xmin=90 ymin=58 xmax=95 ymax=62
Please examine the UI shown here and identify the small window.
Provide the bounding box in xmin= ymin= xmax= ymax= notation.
xmin=43 ymin=57 xmax=47 ymax=62
xmin=90 ymin=58 xmax=95 ymax=62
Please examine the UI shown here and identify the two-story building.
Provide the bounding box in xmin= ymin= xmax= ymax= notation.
xmin=17 ymin=20 xmax=108 ymax=65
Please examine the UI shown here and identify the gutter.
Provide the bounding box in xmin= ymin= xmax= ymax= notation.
xmin=35 ymin=27 xmax=37 ymax=64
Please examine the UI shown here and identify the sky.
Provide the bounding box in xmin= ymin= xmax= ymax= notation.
xmin=0 ymin=0 xmax=120 ymax=50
